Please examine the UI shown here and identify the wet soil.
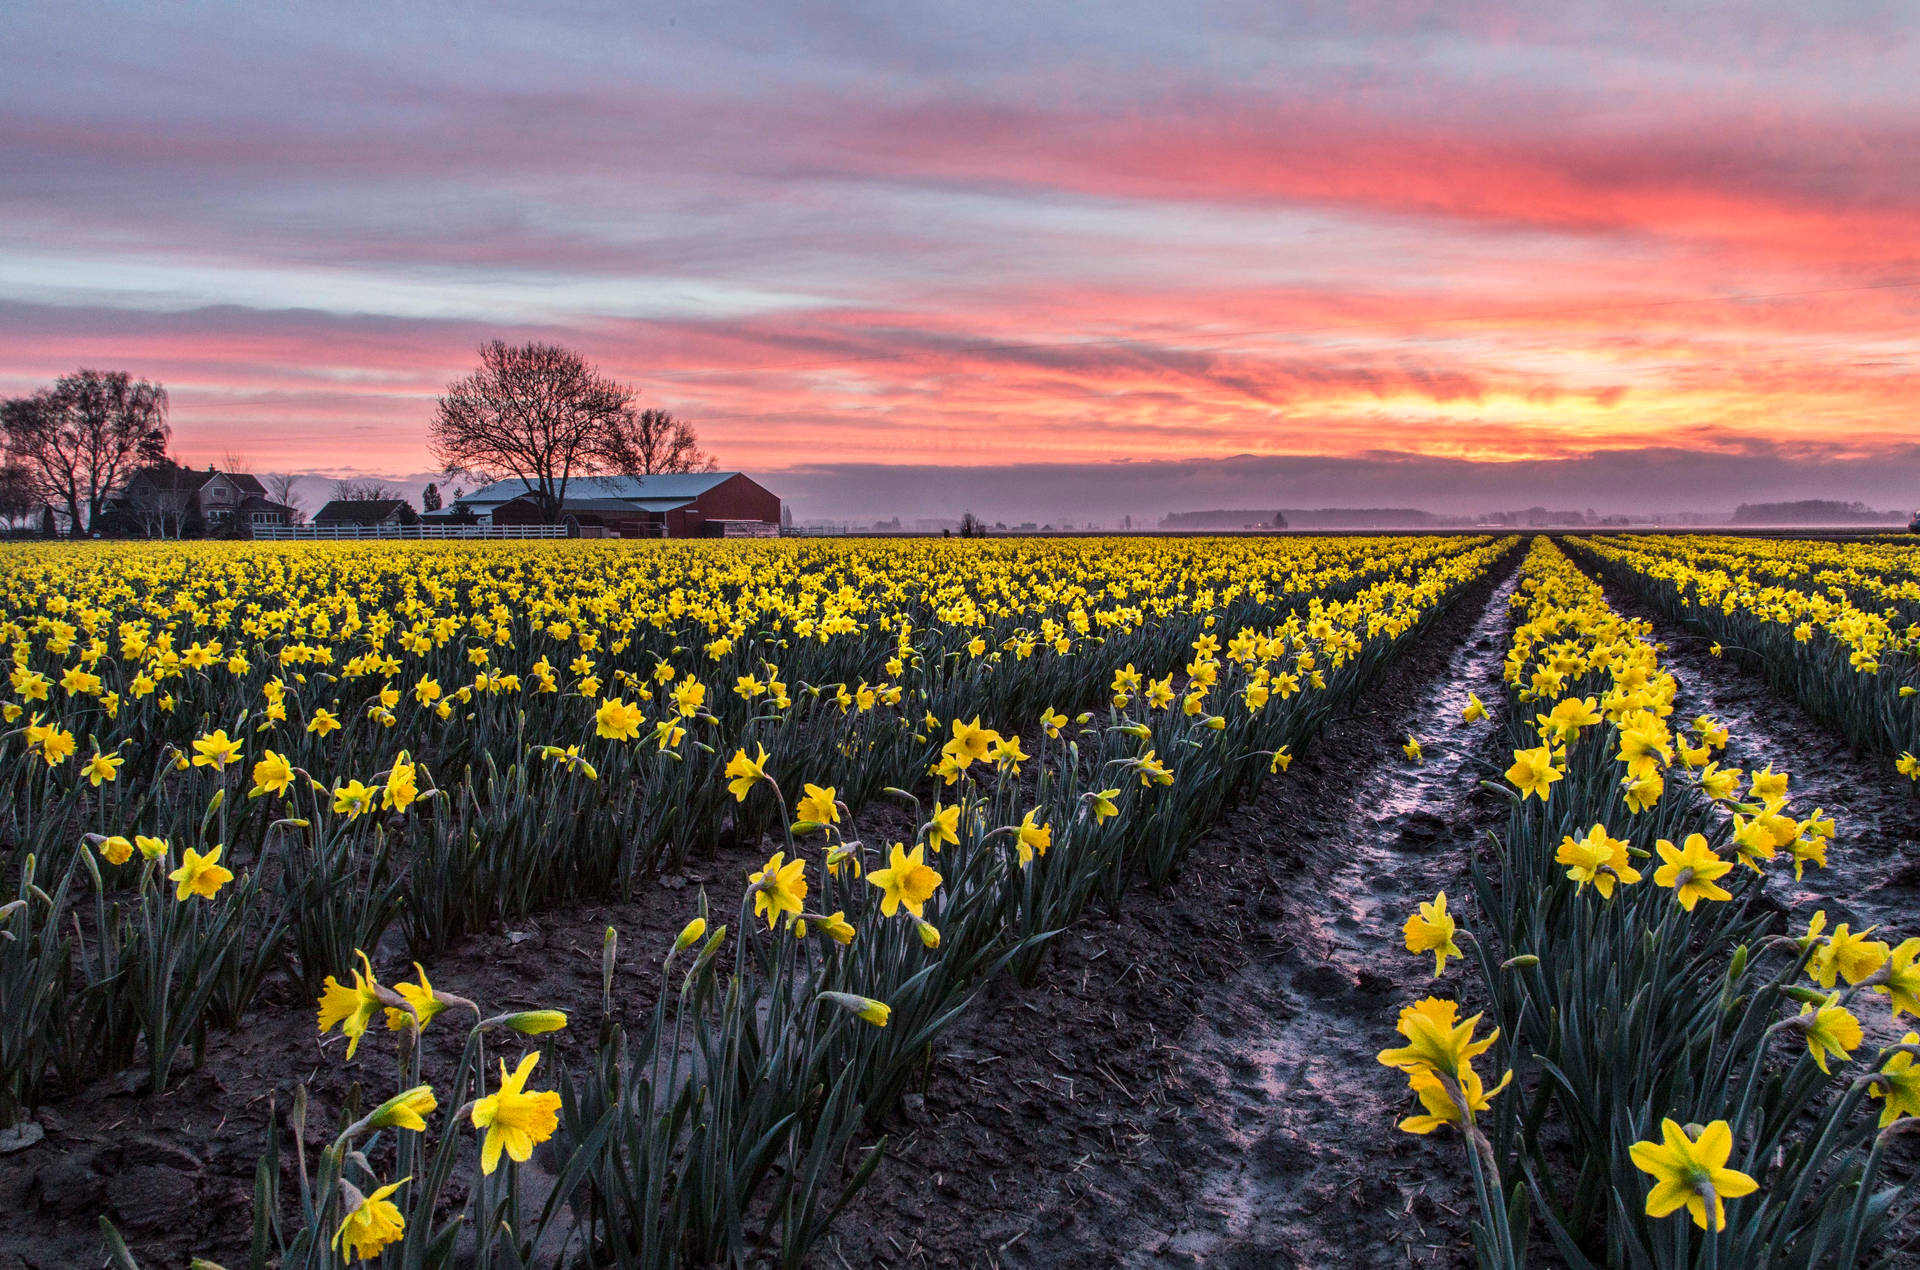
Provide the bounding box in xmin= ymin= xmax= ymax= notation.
xmin=819 ymin=556 xmax=1523 ymax=1269
xmin=0 ymin=559 xmax=1523 ymax=1270
xmin=1592 ymin=572 xmax=1920 ymax=933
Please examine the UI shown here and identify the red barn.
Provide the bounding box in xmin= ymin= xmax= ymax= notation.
xmin=457 ymin=472 xmax=781 ymax=538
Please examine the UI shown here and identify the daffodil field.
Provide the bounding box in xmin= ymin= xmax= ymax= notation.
xmin=1569 ymin=535 xmax=1920 ymax=778
xmin=1 ymin=534 xmax=1522 ymax=1268
xmin=1387 ymin=539 xmax=1920 ymax=1269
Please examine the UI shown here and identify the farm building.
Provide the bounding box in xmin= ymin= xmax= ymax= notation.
xmin=452 ymin=473 xmax=782 ymax=538
xmin=313 ymin=498 xmax=415 ymax=529
xmin=106 ymin=464 xmax=295 ymax=535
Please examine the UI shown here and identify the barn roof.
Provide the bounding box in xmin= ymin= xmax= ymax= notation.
xmin=462 ymin=473 xmax=740 ymax=506
xmin=313 ymin=498 xmax=409 ymax=525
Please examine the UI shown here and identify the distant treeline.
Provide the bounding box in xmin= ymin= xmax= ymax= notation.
xmin=1161 ymin=507 xmax=1449 ymax=529
xmin=1729 ymin=499 xmax=1906 ymax=524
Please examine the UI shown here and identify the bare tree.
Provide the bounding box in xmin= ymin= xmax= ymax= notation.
xmin=263 ymin=472 xmax=306 ymax=524
xmin=1 ymin=370 xmax=170 ymax=535
xmin=591 ymin=408 xmax=715 ymax=477
xmin=125 ymin=467 xmax=193 ymax=538
xmin=0 ymin=462 xmax=35 ymax=533
xmin=219 ymin=447 xmax=251 ymax=475
xmin=429 ymin=341 xmax=635 ymax=523
xmin=331 ymin=477 xmax=402 ymax=503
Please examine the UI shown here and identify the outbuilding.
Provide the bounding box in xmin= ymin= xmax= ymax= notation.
xmin=455 ymin=472 xmax=781 ymax=538
xmin=313 ymin=498 xmax=415 ymax=529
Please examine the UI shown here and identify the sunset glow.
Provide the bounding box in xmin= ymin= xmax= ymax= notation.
xmin=4 ymin=3 xmax=1919 ymax=514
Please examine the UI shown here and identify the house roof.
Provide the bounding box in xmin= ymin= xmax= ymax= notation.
xmin=122 ymin=466 xmax=277 ymax=498
xmin=314 ymin=498 xmax=409 ymax=525
xmin=125 ymin=464 xmax=217 ymax=494
xmin=237 ymin=495 xmax=293 ymax=515
xmin=462 ymin=472 xmax=739 ymax=507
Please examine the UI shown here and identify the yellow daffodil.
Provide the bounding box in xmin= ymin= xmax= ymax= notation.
xmin=793 ymin=783 xmax=840 ymax=829
xmin=191 ymin=728 xmax=243 ymax=770
xmin=470 ymin=1052 xmax=563 ymax=1174
xmin=1869 ymin=1033 xmax=1920 ymax=1126
xmin=1652 ymin=834 xmax=1733 ymax=911
xmin=1793 ymin=994 xmax=1863 ymax=1073
xmin=1014 ymin=810 xmax=1051 ymax=866
xmin=749 ymin=850 xmax=808 ymax=929
xmin=318 ymin=951 xmax=385 ymax=1059
xmin=820 ymin=991 xmax=891 ymax=1026
xmin=725 ymin=744 xmax=769 ymax=801
xmin=82 ymin=749 xmax=122 ymax=786
xmin=169 ymin=844 xmax=234 ymax=900
xmin=1403 ymin=892 xmax=1463 ymax=977
xmin=1505 ymin=746 xmax=1563 ymax=802
xmin=1628 ymin=1119 xmax=1758 ymax=1232
xmin=333 ymin=1178 xmax=408 ymax=1262
xmin=868 ymin=842 xmax=942 ymax=918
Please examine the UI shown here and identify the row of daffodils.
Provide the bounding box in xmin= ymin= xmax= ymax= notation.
xmin=1 ymin=534 xmax=1511 ymax=1267
xmin=1387 ymin=538 xmax=1919 ymax=1268
xmin=0 ymin=534 xmax=1492 ymax=1126
xmin=1573 ymin=534 xmax=1920 ymax=782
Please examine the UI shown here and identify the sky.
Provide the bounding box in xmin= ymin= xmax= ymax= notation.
xmin=4 ymin=1 xmax=1920 ymax=521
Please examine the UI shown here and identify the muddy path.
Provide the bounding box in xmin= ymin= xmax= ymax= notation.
xmin=1589 ymin=566 xmax=1920 ymax=934
xmin=820 ymin=553 xmax=1522 ymax=1270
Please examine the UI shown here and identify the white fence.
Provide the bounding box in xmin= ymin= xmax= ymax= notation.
xmin=251 ymin=523 xmax=568 ymax=540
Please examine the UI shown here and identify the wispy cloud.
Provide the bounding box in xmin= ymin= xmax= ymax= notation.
xmin=2 ymin=1 xmax=1917 ymax=512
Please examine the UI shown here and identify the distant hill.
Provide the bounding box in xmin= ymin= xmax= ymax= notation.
xmin=1730 ymin=499 xmax=1906 ymax=525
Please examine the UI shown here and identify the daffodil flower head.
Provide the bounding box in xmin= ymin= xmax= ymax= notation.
xmin=333 ymin=1177 xmax=409 ymax=1262
xmin=749 ymin=850 xmax=808 ymax=929
xmin=470 ymin=1052 xmax=562 ymax=1174
xmin=1869 ymin=1032 xmax=1920 ymax=1127
xmin=1555 ymin=824 xmax=1640 ymax=898
xmin=368 ymin=1085 xmax=438 ymax=1132
xmin=317 ymin=950 xmax=386 ymax=1059
xmin=1398 ymin=1062 xmax=1511 ymax=1135
xmin=1403 ymin=892 xmax=1463 ymax=977
xmin=382 ymin=962 xmax=450 ymax=1032
xmin=1793 ymin=995 xmax=1863 ymax=1073
xmin=1628 ymin=1119 xmax=1759 ymax=1231
xmin=867 ymin=841 xmax=942 ymax=918
xmin=1652 ymin=834 xmax=1734 ymax=911
xmin=1377 ymin=997 xmax=1497 ymax=1081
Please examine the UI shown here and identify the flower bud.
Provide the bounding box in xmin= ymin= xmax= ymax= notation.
xmin=820 ymin=991 xmax=891 ymax=1027
xmin=368 ymin=1085 xmax=438 ymax=1132
xmin=915 ymin=920 xmax=941 ymax=950
xmin=674 ymin=917 xmax=707 ymax=952
xmin=502 ymin=1009 xmax=568 ymax=1036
